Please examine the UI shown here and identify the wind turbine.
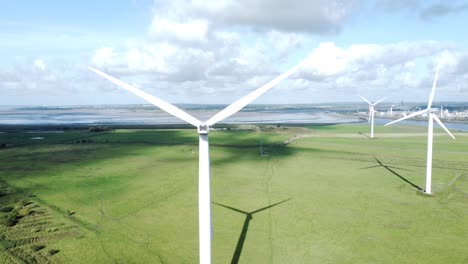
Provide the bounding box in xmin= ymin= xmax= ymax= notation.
xmin=385 ymin=66 xmax=456 ymax=194
xmin=359 ymin=96 xmax=385 ymax=139
xmin=88 ymin=60 xmax=305 ymax=264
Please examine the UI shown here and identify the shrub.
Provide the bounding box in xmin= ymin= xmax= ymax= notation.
xmin=18 ymin=208 xmax=32 ymax=216
xmin=0 ymin=206 xmax=14 ymax=212
xmin=16 ymin=199 xmax=30 ymax=207
xmin=48 ymin=249 xmax=60 ymax=256
xmin=1 ymin=210 xmax=19 ymax=227
xmin=88 ymin=126 xmax=112 ymax=132
xmin=66 ymin=210 xmax=75 ymax=216
xmin=47 ymin=227 xmax=59 ymax=233
xmin=3 ymin=218 xmax=17 ymax=227
xmin=0 ymin=239 xmax=15 ymax=249
xmin=31 ymin=227 xmax=42 ymax=233
xmin=31 ymin=245 xmax=45 ymax=252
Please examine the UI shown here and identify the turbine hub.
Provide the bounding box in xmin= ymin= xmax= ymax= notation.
xmin=198 ymin=123 xmax=209 ymax=134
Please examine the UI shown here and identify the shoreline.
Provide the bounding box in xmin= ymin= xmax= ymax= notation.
xmin=0 ymin=119 xmax=367 ymax=132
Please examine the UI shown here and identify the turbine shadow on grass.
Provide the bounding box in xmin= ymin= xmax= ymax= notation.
xmin=213 ymin=198 xmax=292 ymax=264
xmin=360 ymin=157 xmax=423 ymax=191
xmin=358 ymin=132 xmax=371 ymax=139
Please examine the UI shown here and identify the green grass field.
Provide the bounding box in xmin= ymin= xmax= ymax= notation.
xmin=0 ymin=124 xmax=467 ymax=263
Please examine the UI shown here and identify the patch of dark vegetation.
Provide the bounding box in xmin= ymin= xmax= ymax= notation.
xmin=75 ymin=139 xmax=94 ymax=144
xmin=18 ymin=207 xmax=33 ymax=217
xmin=31 ymin=244 xmax=46 ymax=252
xmin=0 ymin=205 xmax=14 ymax=212
xmin=31 ymin=227 xmax=42 ymax=233
xmin=47 ymin=249 xmax=60 ymax=256
xmin=1 ymin=209 xmax=19 ymax=227
xmin=88 ymin=126 xmax=113 ymax=132
xmin=47 ymin=227 xmax=59 ymax=233
xmin=16 ymin=199 xmax=31 ymax=207
xmin=66 ymin=209 xmax=75 ymax=216
xmin=0 ymin=237 xmax=16 ymax=250
xmin=0 ymin=180 xmax=82 ymax=263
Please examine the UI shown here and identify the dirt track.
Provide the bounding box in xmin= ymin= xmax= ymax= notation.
xmin=284 ymin=132 xmax=468 ymax=144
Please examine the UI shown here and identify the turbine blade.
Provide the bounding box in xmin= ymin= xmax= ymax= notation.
xmin=368 ymin=109 xmax=371 ymax=122
xmin=427 ymin=66 xmax=440 ymax=110
xmin=206 ymin=61 xmax=306 ymax=126
xmin=372 ymin=98 xmax=385 ymax=106
xmin=359 ymin=95 xmax=372 ymax=105
xmin=385 ymin=109 xmax=427 ymax=126
xmin=433 ymin=115 xmax=456 ymax=139
xmin=89 ymin=67 xmax=201 ymax=127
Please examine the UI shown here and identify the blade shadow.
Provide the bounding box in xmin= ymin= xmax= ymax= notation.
xmin=360 ymin=157 xmax=423 ymax=191
xmin=213 ymin=198 xmax=292 ymax=264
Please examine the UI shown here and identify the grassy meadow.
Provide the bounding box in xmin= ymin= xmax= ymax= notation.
xmin=0 ymin=124 xmax=467 ymax=263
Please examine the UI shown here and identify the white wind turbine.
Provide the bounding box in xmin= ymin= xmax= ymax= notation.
xmin=390 ymin=104 xmax=395 ymax=117
xmin=359 ymin=96 xmax=385 ymax=139
xmin=385 ymin=66 xmax=455 ymax=194
xmin=89 ymin=60 xmax=305 ymax=264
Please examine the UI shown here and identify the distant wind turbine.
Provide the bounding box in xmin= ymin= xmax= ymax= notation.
xmin=89 ymin=60 xmax=306 ymax=264
xmin=385 ymin=66 xmax=455 ymax=194
xmin=359 ymin=96 xmax=384 ymax=139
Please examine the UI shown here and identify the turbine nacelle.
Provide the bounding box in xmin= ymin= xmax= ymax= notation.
xmin=198 ymin=123 xmax=209 ymax=134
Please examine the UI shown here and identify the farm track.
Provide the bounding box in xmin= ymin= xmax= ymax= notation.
xmin=266 ymin=156 xmax=277 ymax=263
xmin=94 ymin=194 xmax=168 ymax=263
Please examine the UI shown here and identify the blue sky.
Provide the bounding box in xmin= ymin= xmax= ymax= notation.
xmin=1 ymin=0 xmax=468 ymax=105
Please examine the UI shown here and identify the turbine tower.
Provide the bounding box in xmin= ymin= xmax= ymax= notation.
xmin=359 ymin=96 xmax=384 ymax=139
xmin=89 ymin=60 xmax=306 ymax=264
xmin=385 ymin=66 xmax=455 ymax=194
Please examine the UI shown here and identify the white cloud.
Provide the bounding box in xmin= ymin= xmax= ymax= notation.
xmin=434 ymin=50 xmax=459 ymax=71
xmin=33 ymin=59 xmax=47 ymax=71
xmin=282 ymin=41 xmax=468 ymax=102
xmin=4 ymin=1 xmax=468 ymax=105
xmin=299 ymin=41 xmax=454 ymax=80
xmin=150 ymin=0 xmax=359 ymax=34
xmin=189 ymin=0 xmax=359 ymax=33
xmin=83 ymin=38 xmax=468 ymax=104
xmin=149 ymin=18 xmax=209 ymax=43
xmin=91 ymin=47 xmax=115 ymax=67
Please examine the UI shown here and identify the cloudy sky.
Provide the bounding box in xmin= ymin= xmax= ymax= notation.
xmin=1 ymin=0 xmax=468 ymax=105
